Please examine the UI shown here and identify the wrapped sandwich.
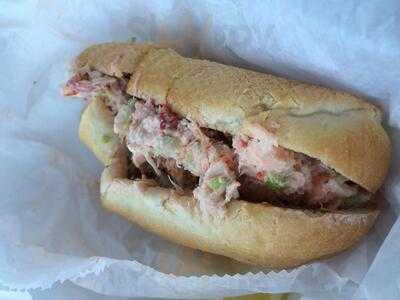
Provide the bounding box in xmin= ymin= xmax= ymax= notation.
xmin=63 ymin=43 xmax=391 ymax=268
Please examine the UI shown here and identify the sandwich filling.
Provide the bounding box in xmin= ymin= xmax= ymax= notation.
xmin=64 ymin=71 xmax=371 ymax=213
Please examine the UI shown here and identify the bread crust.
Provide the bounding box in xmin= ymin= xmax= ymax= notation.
xmin=74 ymin=42 xmax=390 ymax=192
xmin=100 ymin=151 xmax=378 ymax=269
xmin=78 ymin=96 xmax=121 ymax=165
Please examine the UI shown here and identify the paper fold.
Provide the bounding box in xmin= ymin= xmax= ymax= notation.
xmin=1 ymin=1 xmax=399 ymax=299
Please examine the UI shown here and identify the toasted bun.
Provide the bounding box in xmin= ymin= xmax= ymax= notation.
xmin=75 ymin=42 xmax=390 ymax=192
xmin=80 ymin=97 xmax=378 ymax=268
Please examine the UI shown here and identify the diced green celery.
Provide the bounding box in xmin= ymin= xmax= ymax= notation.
xmin=102 ymin=134 xmax=112 ymax=143
xmin=265 ymin=173 xmax=286 ymax=191
xmin=208 ymin=177 xmax=227 ymax=190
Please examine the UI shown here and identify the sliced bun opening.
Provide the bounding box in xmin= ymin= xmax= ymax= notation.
xmin=65 ymin=69 xmax=375 ymax=214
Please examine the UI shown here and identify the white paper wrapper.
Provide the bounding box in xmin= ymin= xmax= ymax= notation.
xmin=1 ymin=1 xmax=399 ymax=299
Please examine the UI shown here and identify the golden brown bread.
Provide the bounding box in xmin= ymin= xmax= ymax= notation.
xmin=74 ymin=42 xmax=390 ymax=268
xmin=74 ymin=43 xmax=158 ymax=77
xmin=75 ymin=42 xmax=391 ymax=192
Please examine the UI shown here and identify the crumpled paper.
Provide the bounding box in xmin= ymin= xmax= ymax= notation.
xmin=1 ymin=1 xmax=399 ymax=299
